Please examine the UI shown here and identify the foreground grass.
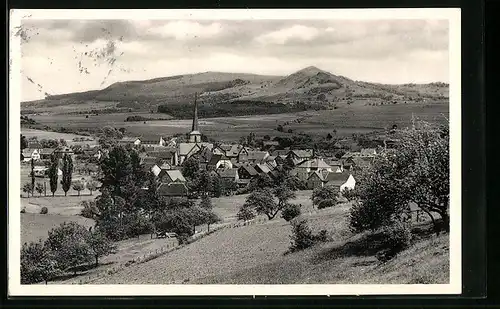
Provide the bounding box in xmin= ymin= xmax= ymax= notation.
xmin=21 ymin=213 xmax=95 ymax=244
xmin=85 ymin=203 xmax=448 ymax=285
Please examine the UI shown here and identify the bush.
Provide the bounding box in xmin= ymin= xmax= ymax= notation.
xmin=40 ymin=207 xmax=48 ymax=215
xmin=21 ymin=208 xmax=26 ymax=213
xmin=80 ymin=200 xmax=98 ymax=219
xmin=317 ymin=199 xmax=337 ymax=209
xmin=289 ymin=219 xmax=315 ymax=252
xmin=281 ymin=204 xmax=301 ymax=222
xmin=376 ymin=220 xmax=413 ymax=262
xmin=342 ymin=188 xmax=357 ymax=202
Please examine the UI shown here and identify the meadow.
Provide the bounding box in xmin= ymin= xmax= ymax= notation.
xmin=26 ymin=103 xmax=448 ymax=142
xmin=83 ymin=203 xmax=449 ymax=285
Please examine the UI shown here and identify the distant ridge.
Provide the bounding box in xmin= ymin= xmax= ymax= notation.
xmin=22 ymin=66 xmax=449 ymax=111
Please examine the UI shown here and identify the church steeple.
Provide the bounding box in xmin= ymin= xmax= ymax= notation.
xmin=189 ymin=92 xmax=202 ymax=143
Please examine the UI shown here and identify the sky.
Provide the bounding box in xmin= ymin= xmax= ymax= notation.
xmin=17 ymin=19 xmax=449 ymax=102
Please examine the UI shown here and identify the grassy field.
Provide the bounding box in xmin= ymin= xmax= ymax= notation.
xmin=84 ymin=203 xmax=449 ymax=284
xmin=21 ymin=128 xmax=98 ymax=146
xmin=26 ymin=103 xmax=448 ymax=142
xmin=21 ymin=213 xmax=95 ymax=244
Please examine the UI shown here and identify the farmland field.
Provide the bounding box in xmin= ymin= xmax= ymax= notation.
xmin=21 ymin=128 xmax=98 ymax=146
xmin=26 ymin=103 xmax=448 ymax=142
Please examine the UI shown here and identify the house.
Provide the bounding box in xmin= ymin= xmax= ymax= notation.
xmin=33 ymin=161 xmax=47 ymax=177
xmin=225 ymin=144 xmax=250 ymax=159
xmin=216 ymin=168 xmax=239 ymax=182
xmin=118 ymin=137 xmax=141 ymax=146
xmin=324 ymin=158 xmax=344 ymax=173
xmin=238 ymin=164 xmax=259 ymax=179
xmin=271 ymin=149 xmax=291 ymax=157
xmin=141 ymin=156 xmax=158 ymax=171
xmin=350 ymin=156 xmax=374 ymax=171
xmin=140 ymin=136 xmax=166 ymax=147
xmin=28 ymin=142 xmax=42 ymax=149
xmin=177 ymin=142 xmax=213 ymax=165
xmin=157 ymin=182 xmax=189 ymax=197
xmin=39 ymin=148 xmax=56 ymax=160
xmin=213 ymin=144 xmax=232 ymax=156
xmin=287 ymin=149 xmax=314 ymax=164
xmin=306 ymin=170 xmax=329 ymax=189
xmin=324 ymin=172 xmax=356 ymax=192
xmin=208 ymin=154 xmax=233 ymax=170
xmin=239 ymin=151 xmax=269 ymax=163
xmin=197 ymin=146 xmax=214 ymax=170
xmin=22 ymin=148 xmax=40 ymax=161
xmin=158 ymin=169 xmax=186 ymax=184
xmin=255 ymin=163 xmax=271 ymax=175
xmin=292 ymin=158 xmax=332 ymax=181
xmin=148 ymin=148 xmax=178 ymax=166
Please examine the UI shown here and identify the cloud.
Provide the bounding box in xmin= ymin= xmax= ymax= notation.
xmin=18 ymin=18 xmax=450 ymax=101
xmin=255 ymin=25 xmax=320 ymax=45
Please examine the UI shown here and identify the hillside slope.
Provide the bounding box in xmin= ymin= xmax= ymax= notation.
xmin=85 ymin=204 xmax=449 ymax=285
xmin=22 ymin=66 xmax=449 ymax=113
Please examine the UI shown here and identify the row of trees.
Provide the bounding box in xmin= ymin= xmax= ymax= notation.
xmin=21 ymin=222 xmax=115 ymax=284
xmin=22 ymin=154 xmax=78 ymax=197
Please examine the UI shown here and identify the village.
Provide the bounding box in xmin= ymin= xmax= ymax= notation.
xmin=20 ymin=96 xmax=383 ymax=200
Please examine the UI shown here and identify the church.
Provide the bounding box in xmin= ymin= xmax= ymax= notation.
xmin=177 ymin=93 xmax=213 ymax=165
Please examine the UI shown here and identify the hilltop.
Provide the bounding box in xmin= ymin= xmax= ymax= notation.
xmin=21 ymin=66 xmax=449 ymax=115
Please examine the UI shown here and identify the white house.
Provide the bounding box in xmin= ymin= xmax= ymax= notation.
xmin=325 ymin=172 xmax=356 ymax=192
xmin=22 ymin=149 xmax=40 ymax=162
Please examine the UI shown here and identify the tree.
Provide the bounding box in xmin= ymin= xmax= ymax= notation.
xmin=311 ymin=186 xmax=339 ymax=208
xmin=48 ymin=154 xmax=59 ymax=197
xmin=273 ymin=185 xmax=296 ymax=214
xmin=80 ymin=200 xmax=99 ymax=219
xmin=21 ymin=240 xmax=60 ymax=284
xmin=195 ymin=170 xmax=212 ymax=196
xmin=211 ymin=176 xmax=222 ymax=197
xmin=199 ymin=195 xmax=213 ymax=210
xmin=281 ymin=203 xmax=301 ymax=222
xmin=22 ymin=182 xmax=33 ymax=197
xmin=326 ymin=133 xmax=333 ymax=140
xmin=220 ymin=178 xmax=238 ymax=196
xmin=35 ymin=183 xmax=44 ymax=197
xmin=85 ymin=229 xmax=116 ymax=267
xmin=61 ymin=154 xmax=73 ymax=196
xmin=21 ymin=134 xmax=28 ymax=150
xmin=86 ymin=179 xmax=98 ymax=195
xmin=72 ymin=181 xmax=85 ymax=196
xmin=206 ymin=211 xmax=221 ymax=232
xmin=350 ymin=121 xmax=449 ymax=235
xmin=45 ymin=222 xmax=92 ymax=275
xmin=237 ymin=205 xmax=255 ymax=222
xmin=243 ymin=188 xmax=280 ymax=220
xmin=30 ymin=159 xmax=35 ymax=193
xmin=182 ymin=157 xmax=200 ymax=180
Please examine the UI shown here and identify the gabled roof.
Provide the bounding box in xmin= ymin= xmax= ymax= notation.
xmin=141 ymin=156 xmax=157 ymax=165
xmin=198 ymin=147 xmax=213 ymax=163
xmin=360 ymin=148 xmax=377 ymax=156
xmin=255 ymin=163 xmax=271 ymax=174
xmin=239 ymin=151 xmax=269 ymax=162
xmin=157 ymin=182 xmax=188 ymax=196
xmin=296 ymin=158 xmax=331 ymax=169
xmin=238 ymin=164 xmax=258 ymax=176
xmin=308 ymin=170 xmax=327 ymax=181
xmin=263 ymin=141 xmax=279 ymax=147
xmin=325 ymin=172 xmax=352 ymax=186
xmin=325 ymin=158 xmax=343 ymax=167
xmin=208 ymin=154 xmax=230 ymax=166
xmin=28 ymin=142 xmax=42 ymax=149
xmin=217 ymin=168 xmax=238 ymax=179
xmin=22 ymin=148 xmax=37 ymax=156
xmin=178 ymin=143 xmax=200 ymax=156
xmin=161 ymin=169 xmax=186 ymax=183
xmin=139 ymin=136 xmax=164 ymax=144
xmin=289 ymin=149 xmax=314 ymax=158
xmin=148 ymin=149 xmax=176 ymax=159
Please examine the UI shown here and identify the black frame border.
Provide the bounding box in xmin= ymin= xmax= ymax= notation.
xmin=2 ymin=0 xmax=487 ymax=307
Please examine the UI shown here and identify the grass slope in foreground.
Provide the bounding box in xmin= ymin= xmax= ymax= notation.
xmin=87 ymin=203 xmax=449 ymax=285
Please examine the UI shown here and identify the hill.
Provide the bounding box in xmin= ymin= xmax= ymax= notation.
xmin=21 ymin=66 xmax=449 ymax=116
xmin=80 ymin=203 xmax=448 ymax=285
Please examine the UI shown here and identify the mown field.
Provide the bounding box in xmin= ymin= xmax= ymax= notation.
xmin=25 ymin=103 xmax=448 ymax=142
xmin=83 ymin=203 xmax=449 ymax=285
xmin=21 ymin=129 xmax=98 ymax=146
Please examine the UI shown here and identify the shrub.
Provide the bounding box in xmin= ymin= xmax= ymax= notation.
xmin=376 ymin=220 xmax=413 ymax=262
xmin=21 ymin=240 xmax=60 ymax=284
xmin=80 ymin=200 xmax=98 ymax=219
xmin=281 ymin=204 xmax=301 ymax=222
xmin=317 ymin=199 xmax=337 ymax=209
xmin=40 ymin=207 xmax=48 ymax=215
xmin=311 ymin=186 xmax=339 ymax=208
xmin=289 ymin=219 xmax=315 ymax=252
xmin=237 ymin=206 xmax=255 ymax=221
xmin=342 ymin=188 xmax=357 ymax=202
xmin=21 ymin=208 xmax=26 ymax=213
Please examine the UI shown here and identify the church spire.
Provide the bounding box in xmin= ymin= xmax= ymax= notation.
xmin=192 ymin=92 xmax=198 ymax=132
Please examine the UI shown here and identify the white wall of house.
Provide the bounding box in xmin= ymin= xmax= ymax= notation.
xmin=340 ymin=174 xmax=356 ymax=192
xmin=215 ymin=160 xmax=233 ymax=169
